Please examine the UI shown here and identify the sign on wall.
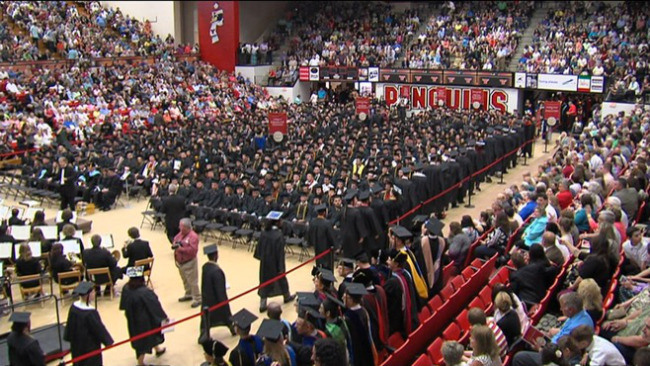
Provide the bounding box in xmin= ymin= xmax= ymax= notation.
xmin=198 ymin=1 xmax=239 ymax=72
xmin=536 ymin=74 xmax=578 ymax=92
xmin=377 ymin=84 xmax=520 ymax=114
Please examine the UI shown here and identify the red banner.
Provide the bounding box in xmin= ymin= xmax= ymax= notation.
xmin=470 ymin=89 xmax=485 ymax=109
xmin=543 ymin=101 xmax=562 ymax=120
xmin=268 ymin=112 xmax=288 ymax=135
xmin=198 ymin=1 xmax=239 ymax=72
xmin=356 ymin=97 xmax=370 ymax=115
xmin=436 ymin=87 xmax=447 ymax=106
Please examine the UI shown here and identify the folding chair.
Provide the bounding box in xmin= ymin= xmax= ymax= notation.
xmin=57 ymin=270 xmax=82 ymax=304
xmin=134 ymin=257 xmax=155 ymax=289
xmin=86 ymin=267 xmax=114 ymax=300
xmin=16 ymin=274 xmax=45 ymax=306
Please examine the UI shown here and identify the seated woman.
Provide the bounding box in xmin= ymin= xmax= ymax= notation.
xmin=28 ymin=228 xmax=52 ymax=258
xmin=493 ymin=291 xmax=521 ymax=348
xmin=29 ymin=210 xmax=46 ymax=229
xmin=56 ymin=209 xmax=79 ymax=235
xmin=49 ymin=243 xmax=76 ymax=286
xmin=474 ymin=212 xmax=510 ymax=260
xmin=573 ymin=193 xmax=595 ymax=234
xmin=491 ymin=283 xmax=530 ymax=333
xmin=15 ymin=243 xmax=43 ymax=292
xmin=567 ymin=234 xmax=613 ymax=297
xmin=509 ymin=244 xmax=558 ymax=308
xmin=519 ymin=206 xmax=548 ymax=249
xmin=60 ymin=224 xmax=84 ymax=255
xmin=577 ymin=278 xmax=603 ymax=324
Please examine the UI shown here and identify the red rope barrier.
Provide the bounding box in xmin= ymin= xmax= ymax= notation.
xmin=64 ymin=248 xmax=333 ymax=364
xmin=388 ymin=138 xmax=536 ymax=225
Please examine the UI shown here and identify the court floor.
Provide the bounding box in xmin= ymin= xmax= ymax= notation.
xmin=0 ymin=138 xmax=552 ymax=366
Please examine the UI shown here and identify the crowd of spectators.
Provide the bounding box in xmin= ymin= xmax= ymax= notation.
xmin=517 ymin=1 xmax=650 ymax=103
xmin=0 ymin=1 xmax=197 ymax=62
xmin=271 ymin=1 xmax=423 ymax=68
xmin=404 ymin=1 xmax=534 ymax=70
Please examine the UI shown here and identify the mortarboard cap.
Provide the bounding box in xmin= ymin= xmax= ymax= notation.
xmin=245 ymin=168 xmax=256 ymax=176
xmin=256 ymin=319 xmax=285 ymax=342
xmin=72 ymin=281 xmax=95 ymax=296
xmin=390 ymin=225 xmax=413 ymax=240
xmin=231 ymin=308 xmax=258 ymax=330
xmin=299 ymin=305 xmax=325 ymax=323
xmin=355 ymin=251 xmax=370 ymax=263
xmin=358 ymin=190 xmax=370 ymax=201
xmin=9 ymin=312 xmax=30 ymax=324
xmin=370 ymin=184 xmax=384 ymax=195
xmin=297 ymin=291 xmax=321 ymax=309
xmin=344 ymin=282 xmax=368 ymax=296
xmin=317 ymin=268 xmax=336 ymax=284
xmin=315 ymin=204 xmax=327 ymax=213
xmin=343 ymin=189 xmax=358 ymax=202
xmin=201 ymin=338 xmax=229 ymax=358
xmin=401 ymin=167 xmax=411 ymax=174
xmin=126 ymin=266 xmax=145 ymax=278
xmin=486 ymin=127 xmax=495 ymax=135
xmin=325 ymin=292 xmax=345 ymax=308
xmin=426 ymin=218 xmax=445 ymax=236
xmin=266 ymin=211 xmax=284 ymax=220
xmin=203 ymin=244 xmax=218 ymax=255
xmin=338 ymin=258 xmax=355 ymax=269
xmin=411 ymin=215 xmax=428 ymax=228
xmin=387 ymin=249 xmax=409 ymax=266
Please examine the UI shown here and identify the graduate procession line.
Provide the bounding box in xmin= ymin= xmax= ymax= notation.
xmin=60 ymin=248 xmax=334 ymax=365
xmin=389 ymin=138 xmax=538 ymax=226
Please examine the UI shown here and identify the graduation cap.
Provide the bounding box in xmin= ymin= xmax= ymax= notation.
xmin=411 ymin=215 xmax=429 ymax=229
xmin=449 ymin=150 xmax=459 ymax=159
xmin=126 ymin=266 xmax=145 ymax=278
xmin=370 ymin=184 xmax=384 ymax=195
xmin=358 ymin=190 xmax=370 ymax=201
xmin=325 ymin=293 xmax=345 ymax=308
xmin=201 ymin=338 xmax=229 ymax=358
xmin=426 ymin=218 xmax=445 ymax=236
xmin=245 ymin=168 xmax=256 ymax=176
xmin=266 ymin=211 xmax=284 ymax=220
xmin=256 ymin=319 xmax=285 ymax=342
xmin=203 ymin=244 xmax=218 ymax=255
xmin=387 ymin=249 xmax=409 ymax=266
xmin=231 ymin=308 xmax=258 ymax=330
xmin=355 ymin=251 xmax=370 ymax=263
xmin=352 ymin=271 xmax=372 ymax=287
xmin=316 ymin=268 xmax=336 ymax=284
xmin=486 ymin=127 xmax=495 ymax=135
xmin=338 ymin=258 xmax=355 ymax=269
xmin=344 ymin=282 xmax=368 ymax=297
xmin=315 ymin=204 xmax=327 ymax=213
xmin=72 ymin=281 xmax=95 ymax=296
xmin=298 ymin=305 xmax=325 ymax=324
xmin=401 ymin=167 xmax=411 ymax=175
xmin=343 ymin=189 xmax=358 ymax=202
xmin=9 ymin=312 xmax=30 ymax=324
xmin=390 ymin=225 xmax=413 ymax=240
xmin=296 ymin=292 xmax=321 ymax=309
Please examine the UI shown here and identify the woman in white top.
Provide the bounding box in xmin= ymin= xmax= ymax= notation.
xmin=467 ymin=325 xmax=502 ymax=366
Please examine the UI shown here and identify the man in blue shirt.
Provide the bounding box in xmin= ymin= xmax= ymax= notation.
xmin=518 ymin=192 xmax=538 ymax=221
xmin=512 ymin=292 xmax=593 ymax=366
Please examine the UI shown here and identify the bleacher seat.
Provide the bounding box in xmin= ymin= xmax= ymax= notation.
xmin=426 ymin=338 xmax=443 ymax=365
xmin=413 ymin=354 xmax=433 ymax=366
xmin=442 ymin=322 xmax=461 ymax=340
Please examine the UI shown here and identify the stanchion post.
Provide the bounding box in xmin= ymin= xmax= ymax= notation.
xmin=498 ymin=158 xmax=506 ymax=185
xmin=521 ymin=142 xmax=529 ymax=166
xmin=329 ymin=246 xmax=334 ymax=271
xmin=201 ymin=306 xmax=210 ymax=343
xmin=464 ymin=177 xmax=474 ymax=209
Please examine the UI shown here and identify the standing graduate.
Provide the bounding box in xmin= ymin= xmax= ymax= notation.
xmin=383 ymin=249 xmax=419 ymax=337
xmin=343 ymin=283 xmax=377 ymax=366
xmin=306 ymin=204 xmax=337 ymax=269
xmin=6 ymin=312 xmax=45 ymax=366
xmin=63 ymin=282 xmax=114 ymax=366
xmin=119 ymin=266 xmax=168 ymax=366
xmin=340 ymin=190 xmax=369 ymax=258
xmin=254 ymin=211 xmax=296 ymax=313
xmin=228 ymin=309 xmax=263 ymax=366
xmin=199 ymin=244 xmax=235 ymax=344
xmin=352 ymin=271 xmax=389 ymax=353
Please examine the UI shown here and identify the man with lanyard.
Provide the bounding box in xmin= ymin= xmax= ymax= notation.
xmin=228 ymin=309 xmax=263 ymax=366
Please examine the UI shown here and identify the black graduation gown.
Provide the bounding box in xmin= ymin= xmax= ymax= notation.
xmin=200 ymin=262 xmax=232 ymax=328
xmin=228 ymin=335 xmax=263 ymax=366
xmin=254 ymin=227 xmax=289 ymax=298
xmin=344 ymin=307 xmax=375 ymax=366
xmin=63 ymin=304 xmax=114 ymax=366
xmin=306 ymin=217 xmax=337 ymax=269
xmin=340 ymin=207 xmax=368 ymax=258
xmin=119 ymin=285 xmax=167 ymax=355
xmin=358 ymin=206 xmax=383 ymax=254
xmin=7 ymin=332 xmax=45 ymax=366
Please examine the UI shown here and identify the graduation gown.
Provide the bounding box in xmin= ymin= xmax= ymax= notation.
xmin=358 ymin=206 xmax=383 ymax=254
xmin=201 ymin=262 xmax=232 ymax=329
xmin=306 ymin=217 xmax=337 ymax=269
xmin=7 ymin=332 xmax=45 ymax=366
xmin=63 ymin=303 xmax=114 ymax=366
xmin=344 ymin=306 xmax=377 ymax=366
xmin=340 ymin=206 xmax=368 ymax=258
xmin=119 ymin=285 xmax=167 ymax=355
xmin=361 ymin=286 xmax=390 ymax=351
xmin=383 ymin=268 xmax=419 ymax=336
xmin=228 ymin=335 xmax=263 ymax=366
xmin=254 ymin=227 xmax=289 ymax=298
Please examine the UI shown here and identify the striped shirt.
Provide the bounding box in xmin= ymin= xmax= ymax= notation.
xmin=488 ymin=320 xmax=507 ymax=359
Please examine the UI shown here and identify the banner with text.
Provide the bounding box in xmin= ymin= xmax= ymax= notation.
xmin=355 ymin=97 xmax=370 ymax=116
xmin=543 ymin=101 xmax=562 ymax=126
xmin=268 ymin=112 xmax=288 ymax=142
xmin=377 ymin=84 xmax=520 ymax=114
xmin=198 ymin=1 xmax=239 ymax=72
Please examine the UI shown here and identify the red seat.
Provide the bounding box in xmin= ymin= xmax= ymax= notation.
xmin=470 ymin=258 xmax=483 ymax=268
xmin=468 ymin=297 xmax=485 ymax=310
xmin=428 ymin=295 xmax=443 ymax=311
xmin=461 ymin=266 xmax=476 ymax=280
xmin=495 ymin=266 xmax=510 ymax=284
xmin=419 ymin=305 xmax=432 ymax=323
xmin=457 ymin=309 xmax=470 ymax=332
xmin=442 ymin=322 xmax=461 ymax=340
xmin=413 ymin=354 xmax=433 ymax=366
xmin=439 ymin=284 xmax=455 ymax=301
xmin=450 ymin=275 xmax=465 ymax=291
xmin=427 ymin=338 xmax=444 ymax=365
xmin=387 ymin=332 xmax=405 ymax=349
xmin=479 ymin=286 xmax=492 ymax=306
